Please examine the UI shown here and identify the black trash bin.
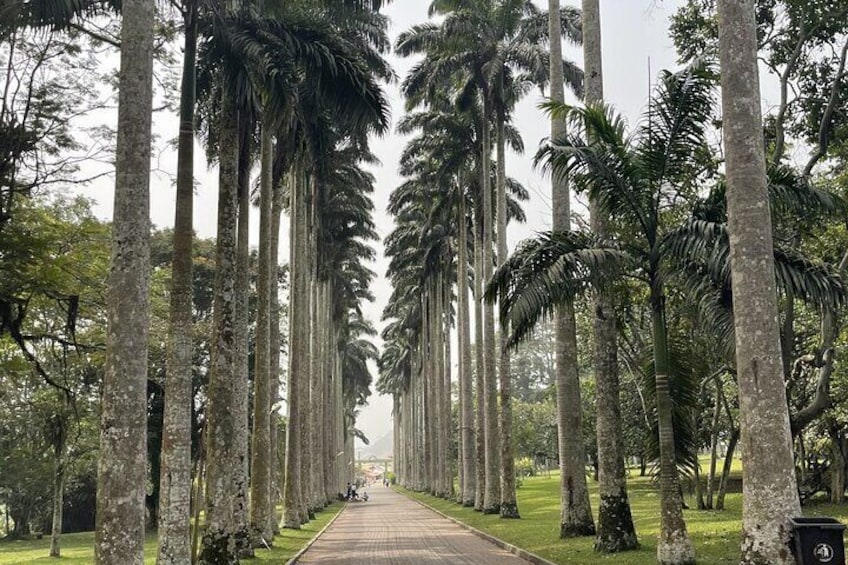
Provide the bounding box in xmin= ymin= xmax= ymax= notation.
xmin=790 ymin=517 xmax=846 ymax=564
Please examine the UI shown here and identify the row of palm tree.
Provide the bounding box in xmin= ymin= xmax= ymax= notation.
xmin=3 ymin=0 xmax=393 ymax=563
xmin=381 ymin=1 xmax=847 ymax=563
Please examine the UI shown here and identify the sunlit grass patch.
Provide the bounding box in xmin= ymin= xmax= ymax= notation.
xmin=400 ymin=468 xmax=848 ymax=565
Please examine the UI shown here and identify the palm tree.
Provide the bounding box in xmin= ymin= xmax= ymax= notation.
xmin=579 ymin=0 xmax=637 ymax=551
xmin=547 ymin=0 xmax=595 ymax=538
xmin=398 ymin=0 xmax=581 ymax=516
xmin=93 ymin=0 xmax=154 ymax=562
xmin=249 ymin=126 xmax=274 ymax=544
xmin=156 ymin=1 xmax=198 ymax=563
xmin=507 ymin=64 xmax=716 ymax=564
xmin=193 ymin=5 xmax=388 ymax=556
xmin=716 ymin=1 xmax=801 ymax=560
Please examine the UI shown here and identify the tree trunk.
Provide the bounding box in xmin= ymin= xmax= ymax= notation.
xmin=282 ymin=168 xmax=307 ymax=530
xmin=716 ymin=427 xmax=739 ymax=511
xmin=268 ymin=162 xmax=284 ymax=533
xmin=94 ymin=0 xmax=153 ymax=559
xmin=249 ymin=125 xmax=273 ymax=544
xmin=473 ymin=210 xmax=486 ymax=511
xmin=651 ymin=288 xmax=695 ymax=564
xmin=443 ymin=277 xmax=453 ymax=499
xmin=717 ymin=1 xmax=802 ymax=562
xmin=458 ymin=193 xmax=476 ymax=507
xmin=495 ymin=102 xmax=519 ymax=519
xmin=549 ymin=0 xmax=594 ymax=538
xmin=829 ymin=429 xmax=846 ymax=504
xmin=706 ymin=381 xmax=722 ymax=510
xmin=198 ymin=91 xmax=247 ymax=565
xmin=310 ymin=276 xmax=325 ymax=511
xmin=481 ymin=94 xmax=501 ymax=515
xmin=157 ymin=4 xmax=196 ymax=563
xmin=578 ymin=0 xmax=636 ymax=550
xmin=233 ymin=125 xmax=254 ymax=558
xmin=50 ymin=416 xmax=67 ymax=558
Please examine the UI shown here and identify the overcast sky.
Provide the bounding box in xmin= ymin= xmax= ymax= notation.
xmin=79 ymin=0 xmax=720 ymax=448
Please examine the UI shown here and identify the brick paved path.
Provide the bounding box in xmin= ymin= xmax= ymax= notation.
xmin=296 ymin=487 xmax=530 ymax=564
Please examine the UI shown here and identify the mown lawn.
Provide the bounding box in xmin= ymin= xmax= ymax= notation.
xmin=0 ymin=502 xmax=343 ymax=564
xmin=399 ymin=466 xmax=848 ymax=564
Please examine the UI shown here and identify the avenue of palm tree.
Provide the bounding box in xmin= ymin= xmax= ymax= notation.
xmin=2 ymin=1 xmax=848 ymax=565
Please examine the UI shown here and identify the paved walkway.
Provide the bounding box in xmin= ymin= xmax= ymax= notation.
xmin=296 ymin=488 xmax=530 ymax=564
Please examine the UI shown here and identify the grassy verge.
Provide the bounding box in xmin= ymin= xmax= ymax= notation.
xmin=398 ymin=471 xmax=848 ymax=564
xmin=0 ymin=502 xmax=344 ymax=564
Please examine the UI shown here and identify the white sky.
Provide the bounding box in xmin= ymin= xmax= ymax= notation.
xmin=77 ymin=0 xmax=783 ymax=447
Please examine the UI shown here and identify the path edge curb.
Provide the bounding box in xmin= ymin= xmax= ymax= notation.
xmin=397 ymin=489 xmax=559 ymax=565
xmin=285 ymin=502 xmax=348 ymax=565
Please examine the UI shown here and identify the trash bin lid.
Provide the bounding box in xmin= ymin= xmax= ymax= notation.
xmin=790 ymin=517 xmax=847 ymax=530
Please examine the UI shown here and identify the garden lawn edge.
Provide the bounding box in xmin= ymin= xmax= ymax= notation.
xmin=285 ymin=503 xmax=348 ymax=565
xmin=396 ymin=489 xmax=558 ymax=565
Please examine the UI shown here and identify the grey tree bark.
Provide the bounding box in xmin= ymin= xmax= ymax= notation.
xmin=548 ymin=0 xmax=594 ymax=538
xmin=717 ymin=1 xmax=802 ymax=562
xmin=457 ymin=194 xmax=476 ymax=506
xmin=233 ymin=130 xmax=254 ymax=557
xmin=495 ymin=102 xmax=518 ymax=519
xmin=156 ymin=4 xmax=196 ymax=563
xmin=282 ymin=169 xmax=307 ymax=530
xmin=249 ymin=126 xmax=273 ymax=544
xmin=268 ymin=162 xmax=284 ymax=534
xmin=94 ymin=0 xmax=153 ymax=560
xmin=50 ymin=412 xmax=68 ymax=558
xmin=481 ymin=95 xmax=501 ymax=515
xmin=198 ymin=92 xmax=249 ymax=565
xmin=581 ymin=0 xmax=637 ymax=552
xmin=473 ymin=210 xmax=486 ymax=511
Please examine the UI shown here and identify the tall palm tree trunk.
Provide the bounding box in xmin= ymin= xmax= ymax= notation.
xmin=310 ymin=277 xmax=325 ymax=511
xmin=458 ymin=194 xmax=476 ymax=506
xmin=581 ymin=0 xmax=637 ymax=552
xmin=441 ymin=273 xmax=453 ymax=498
xmin=234 ymin=130 xmax=254 ymax=558
xmin=495 ymin=105 xmax=519 ymax=519
xmin=300 ymin=178 xmax=316 ymax=521
xmin=548 ymin=0 xmax=594 ymax=538
xmin=424 ymin=290 xmax=435 ymax=493
xmin=473 ymin=212 xmax=486 ymax=511
xmin=268 ymin=170 xmax=283 ymax=534
xmin=282 ymin=168 xmax=306 ymax=530
xmin=323 ymin=281 xmax=336 ymax=503
xmin=249 ymin=125 xmax=274 ymax=544
xmin=94 ymin=0 xmax=153 ymax=560
xmin=481 ymin=95 xmax=501 ymax=515
xmin=717 ymin=1 xmax=801 ymax=562
xmin=198 ymin=92 xmax=247 ymax=565
xmin=157 ymin=4 xmax=196 ymax=562
xmin=651 ymin=285 xmax=694 ymax=565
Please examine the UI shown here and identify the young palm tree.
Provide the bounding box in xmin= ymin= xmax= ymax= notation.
xmin=717 ymin=1 xmax=802 ymax=560
xmin=511 ymin=64 xmax=715 ymax=564
xmin=94 ymin=0 xmax=154 ymax=562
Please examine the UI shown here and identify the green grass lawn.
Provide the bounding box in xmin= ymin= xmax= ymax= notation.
xmin=399 ymin=467 xmax=848 ymax=564
xmin=0 ymin=502 xmax=343 ymax=564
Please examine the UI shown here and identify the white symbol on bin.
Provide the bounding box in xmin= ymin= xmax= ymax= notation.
xmin=813 ymin=542 xmax=834 ymax=562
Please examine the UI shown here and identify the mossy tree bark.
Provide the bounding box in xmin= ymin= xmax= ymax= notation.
xmin=548 ymin=0 xmax=594 ymax=538
xmin=93 ymin=0 xmax=153 ymax=559
xmin=717 ymin=1 xmax=802 ymax=562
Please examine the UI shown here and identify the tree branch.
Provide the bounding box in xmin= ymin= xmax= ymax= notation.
xmin=803 ymin=37 xmax=848 ymax=177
